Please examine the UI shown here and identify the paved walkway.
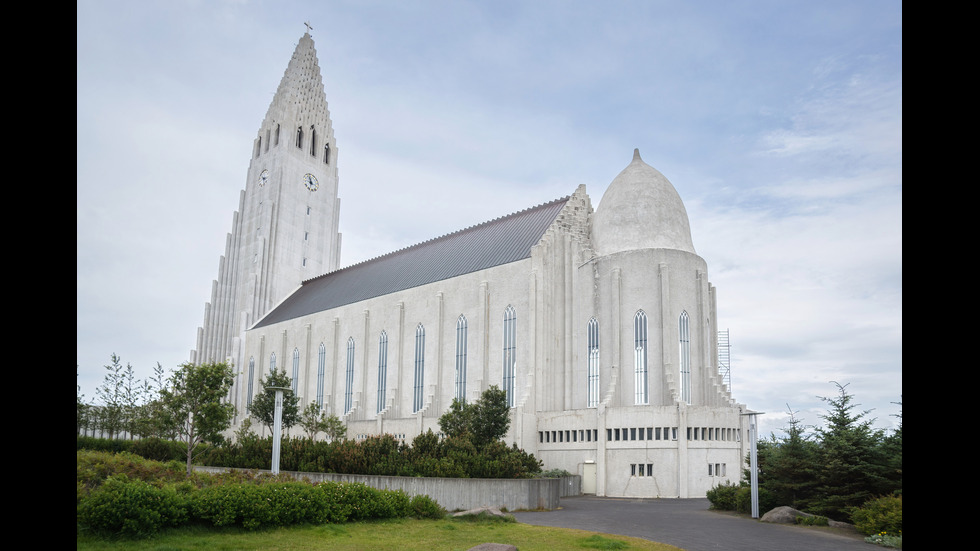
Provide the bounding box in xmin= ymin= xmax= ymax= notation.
xmin=513 ymin=496 xmax=873 ymax=551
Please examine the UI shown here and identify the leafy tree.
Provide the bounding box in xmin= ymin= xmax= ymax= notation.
xmin=94 ymin=354 xmax=128 ymax=438
xmin=158 ymin=361 xmax=236 ymax=475
xmin=130 ymin=362 xmax=173 ymax=439
xmin=77 ymin=371 xmax=91 ymax=435
xmin=322 ymin=412 xmax=347 ymax=442
xmin=298 ymin=401 xmax=347 ymax=441
xmin=437 ymin=385 xmax=511 ymax=449
xmin=438 ymin=398 xmax=474 ymax=440
xmin=247 ymin=368 xmax=300 ymax=434
xmin=809 ymin=382 xmax=890 ymax=520
xmin=470 ymin=385 xmax=511 ymax=448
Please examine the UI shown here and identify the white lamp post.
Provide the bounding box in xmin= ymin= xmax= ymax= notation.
xmin=267 ymin=386 xmax=291 ymax=475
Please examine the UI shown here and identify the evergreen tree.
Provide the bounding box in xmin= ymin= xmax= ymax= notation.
xmin=879 ymin=398 xmax=902 ymax=495
xmin=810 ymin=382 xmax=889 ymax=520
xmin=762 ymin=406 xmax=819 ymax=509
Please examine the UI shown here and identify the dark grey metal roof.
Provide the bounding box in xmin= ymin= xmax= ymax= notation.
xmin=252 ymin=196 xmax=570 ymax=328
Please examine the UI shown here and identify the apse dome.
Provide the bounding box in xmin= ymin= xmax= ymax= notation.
xmin=592 ymin=149 xmax=696 ymax=256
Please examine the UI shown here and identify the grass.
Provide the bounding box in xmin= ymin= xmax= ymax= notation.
xmin=76 ymin=516 xmax=684 ymax=551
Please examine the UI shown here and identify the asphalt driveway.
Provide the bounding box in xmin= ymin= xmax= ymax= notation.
xmin=512 ymin=496 xmax=872 ymax=551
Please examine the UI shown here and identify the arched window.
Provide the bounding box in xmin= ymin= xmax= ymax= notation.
xmin=377 ymin=331 xmax=388 ymax=413
xmin=247 ymin=356 xmax=255 ymax=408
xmin=679 ymin=311 xmax=691 ymax=404
xmin=324 ymin=143 xmax=330 ymax=164
xmin=310 ymin=126 xmax=317 ymax=156
xmin=292 ymin=348 xmax=300 ymax=393
xmin=296 ymin=127 xmax=303 ymax=149
xmin=316 ymin=343 xmax=326 ymax=407
xmin=634 ymin=311 xmax=648 ymax=405
xmin=344 ymin=337 xmax=355 ymax=414
xmin=588 ymin=317 xmax=600 ymax=408
xmin=455 ymin=315 xmax=467 ymax=403
xmin=413 ymin=324 xmax=425 ymax=413
xmin=503 ymin=306 xmax=517 ymax=407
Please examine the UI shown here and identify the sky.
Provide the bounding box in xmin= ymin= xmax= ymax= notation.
xmin=77 ymin=0 xmax=902 ymax=439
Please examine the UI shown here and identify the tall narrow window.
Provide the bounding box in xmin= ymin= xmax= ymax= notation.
xmin=455 ymin=315 xmax=467 ymax=403
xmin=296 ymin=127 xmax=303 ymax=149
xmin=255 ymin=136 xmax=262 ymax=158
xmin=377 ymin=331 xmax=388 ymax=413
xmin=274 ymin=124 xmax=280 ymax=146
xmin=310 ymin=126 xmax=317 ymax=156
xmin=413 ymin=324 xmax=425 ymax=413
xmin=265 ymin=129 xmax=270 ymax=152
xmin=588 ymin=317 xmax=600 ymax=408
xmin=270 ymin=352 xmax=277 ymax=374
xmin=291 ymin=348 xmax=300 ymax=393
xmin=246 ymin=356 xmax=255 ymax=408
xmin=316 ymin=343 xmax=326 ymax=407
xmin=344 ymin=337 xmax=355 ymax=415
xmin=503 ymin=306 xmax=517 ymax=407
xmin=324 ymin=143 xmax=330 ymax=164
xmin=634 ymin=310 xmax=648 ymax=404
xmin=679 ymin=311 xmax=691 ymax=404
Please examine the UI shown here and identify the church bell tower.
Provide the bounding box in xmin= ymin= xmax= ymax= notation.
xmin=191 ymin=31 xmax=342 ymax=410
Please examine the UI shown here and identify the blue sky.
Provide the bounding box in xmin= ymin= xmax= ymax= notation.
xmin=77 ymin=0 xmax=902 ymax=438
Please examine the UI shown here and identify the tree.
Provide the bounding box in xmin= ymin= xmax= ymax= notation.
xmin=247 ymin=368 xmax=300 ymax=434
xmin=94 ymin=354 xmax=128 ymax=438
xmin=438 ymin=398 xmax=474 ymax=441
xmin=810 ymin=382 xmax=889 ymax=520
xmin=760 ymin=405 xmax=819 ymax=509
xmin=77 ymin=370 xmax=90 ymax=436
xmin=298 ymin=401 xmax=347 ymax=441
xmin=159 ymin=361 xmax=236 ymax=475
xmin=437 ymin=385 xmax=511 ymax=449
xmin=470 ymin=385 xmax=510 ymax=448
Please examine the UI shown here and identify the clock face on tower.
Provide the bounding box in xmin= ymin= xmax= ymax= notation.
xmin=303 ymin=173 xmax=319 ymax=192
xmin=258 ymin=169 xmax=269 ymax=187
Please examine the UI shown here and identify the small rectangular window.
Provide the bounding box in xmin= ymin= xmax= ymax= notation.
xmin=630 ymin=464 xmax=636 ymax=476
xmin=647 ymin=463 xmax=653 ymax=475
xmin=630 ymin=428 xmax=636 ymax=440
xmin=614 ymin=428 xmax=620 ymax=441
xmin=655 ymin=427 xmax=661 ymax=440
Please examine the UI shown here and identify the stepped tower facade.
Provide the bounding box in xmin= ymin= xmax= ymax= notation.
xmin=191 ymin=32 xmax=342 ymax=415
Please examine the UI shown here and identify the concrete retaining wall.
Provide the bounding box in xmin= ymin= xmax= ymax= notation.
xmin=193 ymin=466 xmax=579 ymax=511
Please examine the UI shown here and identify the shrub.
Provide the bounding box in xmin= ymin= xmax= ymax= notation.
xmin=851 ymin=494 xmax=902 ymax=536
xmin=409 ymin=494 xmax=446 ymax=519
xmin=734 ymin=485 xmax=776 ymax=515
xmin=706 ymin=481 xmax=740 ymax=510
xmin=130 ymin=437 xmax=184 ymax=462
xmin=77 ymin=475 xmax=188 ymax=537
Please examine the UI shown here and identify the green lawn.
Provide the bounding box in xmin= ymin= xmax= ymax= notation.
xmin=76 ymin=517 xmax=683 ymax=551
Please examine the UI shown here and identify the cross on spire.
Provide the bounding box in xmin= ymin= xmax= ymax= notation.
xmin=304 ymin=21 xmax=313 ymax=34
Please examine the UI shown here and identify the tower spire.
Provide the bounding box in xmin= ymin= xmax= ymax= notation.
xmin=192 ymin=34 xmax=343 ymax=413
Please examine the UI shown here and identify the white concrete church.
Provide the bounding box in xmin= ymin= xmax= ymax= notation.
xmin=192 ymin=32 xmax=753 ymax=498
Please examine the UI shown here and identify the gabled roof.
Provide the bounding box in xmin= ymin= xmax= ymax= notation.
xmin=252 ymin=196 xmax=570 ymax=328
